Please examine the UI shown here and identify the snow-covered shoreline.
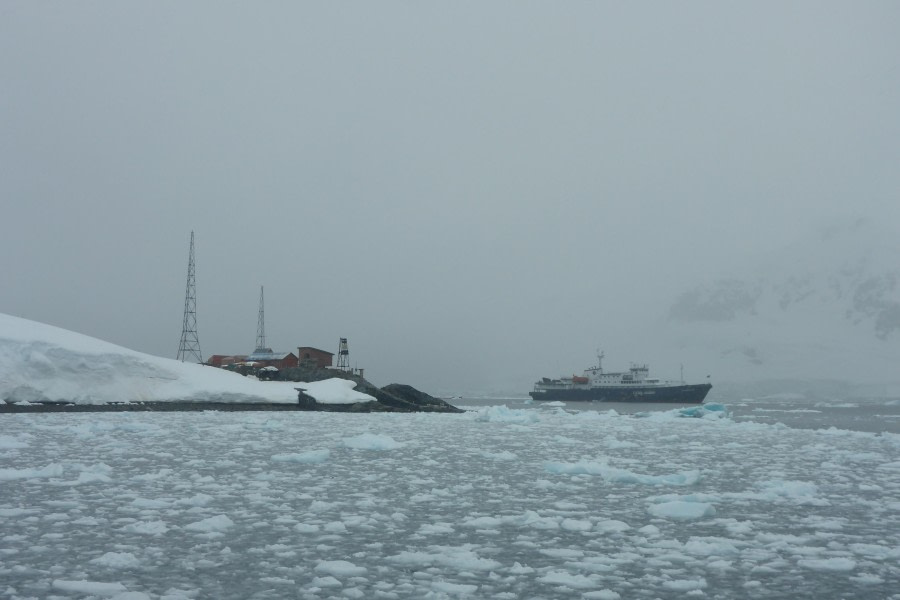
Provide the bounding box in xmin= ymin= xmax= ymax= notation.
xmin=0 ymin=313 xmax=373 ymax=405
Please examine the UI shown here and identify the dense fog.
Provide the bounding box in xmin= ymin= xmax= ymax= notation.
xmin=2 ymin=3 xmax=898 ymax=393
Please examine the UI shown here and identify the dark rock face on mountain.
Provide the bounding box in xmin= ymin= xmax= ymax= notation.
xmin=669 ymin=279 xmax=762 ymax=322
xmin=667 ymin=220 xmax=900 ymax=340
xmin=658 ymin=219 xmax=900 ymax=385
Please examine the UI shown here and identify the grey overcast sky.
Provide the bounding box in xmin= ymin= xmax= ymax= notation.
xmin=2 ymin=2 xmax=898 ymax=393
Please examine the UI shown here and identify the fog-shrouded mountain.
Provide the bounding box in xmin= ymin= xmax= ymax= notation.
xmin=662 ymin=218 xmax=899 ymax=393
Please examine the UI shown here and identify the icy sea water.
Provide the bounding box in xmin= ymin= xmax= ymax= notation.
xmin=470 ymin=395 xmax=900 ymax=435
xmin=1 ymin=401 xmax=899 ymax=600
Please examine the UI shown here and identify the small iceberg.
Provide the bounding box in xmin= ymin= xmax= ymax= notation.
xmin=635 ymin=403 xmax=729 ymax=420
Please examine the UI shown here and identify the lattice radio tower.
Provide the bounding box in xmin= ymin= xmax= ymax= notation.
xmin=336 ymin=337 xmax=350 ymax=371
xmin=255 ymin=285 xmax=269 ymax=352
xmin=177 ymin=231 xmax=203 ymax=362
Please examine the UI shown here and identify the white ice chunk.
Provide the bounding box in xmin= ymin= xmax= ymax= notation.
xmin=52 ymin=580 xmax=127 ymax=596
xmin=683 ymin=537 xmax=743 ymax=556
xmin=386 ymin=545 xmax=501 ymax=571
xmin=478 ymin=450 xmax=517 ymax=460
xmin=849 ymin=543 xmax=900 ymax=560
xmin=417 ymin=523 xmax=455 ymax=535
xmin=343 ymin=433 xmax=405 ymax=450
xmin=545 ymin=461 xmax=700 ymax=486
xmin=662 ymin=577 xmax=707 ymax=591
xmin=0 ymin=508 xmax=39 ymax=517
xmin=560 ymin=518 xmax=593 ymax=531
xmin=647 ymin=501 xmax=716 ymax=520
xmin=432 ymin=580 xmax=478 ymax=595
xmin=0 ymin=435 xmax=28 ymax=449
xmin=185 ymin=514 xmax=234 ymax=532
xmin=0 ymin=463 xmax=63 ymax=481
xmin=271 ymin=449 xmax=330 ymax=463
xmin=71 ymin=470 xmax=113 ymax=485
xmin=323 ymin=521 xmax=347 ymax=533
xmin=131 ymin=498 xmax=172 ymax=509
xmin=511 ymin=510 xmax=561 ymax=530
xmin=583 ymin=590 xmax=621 ymax=600
xmin=798 ymin=557 xmax=857 ymax=571
xmin=540 ymin=548 xmax=584 ymax=559
xmin=595 ymin=520 xmax=631 ymax=533
xmin=311 ymin=576 xmax=342 ymax=588
xmin=121 ymin=520 xmax=169 ymax=535
xmin=508 ymin=562 xmax=535 ymax=574
xmin=177 ymin=493 xmax=214 ymax=507
xmin=462 ymin=516 xmax=503 ymax=529
xmin=314 ymin=560 xmax=368 ymax=577
xmin=90 ymin=552 xmax=141 ymax=569
xmin=538 ymin=570 xmax=597 ymax=589
xmin=747 ymin=479 xmax=830 ymax=506
xmin=470 ymin=405 xmax=539 ymax=424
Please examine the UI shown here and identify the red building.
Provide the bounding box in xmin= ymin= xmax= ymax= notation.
xmin=245 ymin=351 xmax=299 ymax=370
xmin=297 ymin=347 xmax=334 ymax=369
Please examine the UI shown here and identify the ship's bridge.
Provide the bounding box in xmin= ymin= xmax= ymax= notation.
xmin=629 ymin=364 xmax=649 ymax=381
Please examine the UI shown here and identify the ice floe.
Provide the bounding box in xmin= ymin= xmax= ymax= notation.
xmin=1 ymin=402 xmax=899 ymax=598
xmin=342 ymin=432 xmax=405 ymax=450
xmin=647 ymin=500 xmax=717 ymax=520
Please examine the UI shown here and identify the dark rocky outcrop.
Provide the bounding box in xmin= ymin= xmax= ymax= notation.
xmin=295 ymin=379 xmax=462 ymax=413
xmin=281 ymin=365 xmax=462 ymax=413
xmin=376 ymin=384 xmax=462 ymax=412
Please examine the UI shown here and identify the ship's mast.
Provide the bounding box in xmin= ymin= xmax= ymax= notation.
xmin=596 ymin=350 xmax=605 ymax=373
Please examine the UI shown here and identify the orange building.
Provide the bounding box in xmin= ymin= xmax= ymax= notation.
xmin=206 ymin=355 xmax=248 ymax=368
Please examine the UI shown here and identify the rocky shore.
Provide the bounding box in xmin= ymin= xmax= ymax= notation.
xmin=0 ymin=366 xmax=462 ymax=414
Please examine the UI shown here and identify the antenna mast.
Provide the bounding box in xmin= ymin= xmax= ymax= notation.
xmin=255 ymin=285 xmax=267 ymax=352
xmin=177 ymin=231 xmax=202 ymax=363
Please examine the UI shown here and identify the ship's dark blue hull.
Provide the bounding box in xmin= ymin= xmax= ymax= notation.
xmin=529 ymin=383 xmax=711 ymax=404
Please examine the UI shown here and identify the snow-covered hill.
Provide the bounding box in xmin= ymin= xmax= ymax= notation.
xmin=0 ymin=313 xmax=373 ymax=405
xmin=661 ymin=219 xmax=900 ymax=390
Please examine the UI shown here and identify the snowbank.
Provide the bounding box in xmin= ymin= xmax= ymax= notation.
xmin=0 ymin=313 xmax=373 ymax=405
xmin=296 ymin=378 xmax=376 ymax=405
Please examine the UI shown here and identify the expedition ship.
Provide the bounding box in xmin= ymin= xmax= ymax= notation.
xmin=530 ymin=353 xmax=711 ymax=403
